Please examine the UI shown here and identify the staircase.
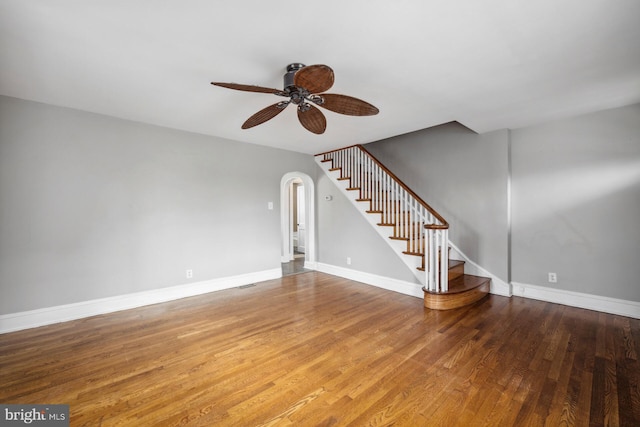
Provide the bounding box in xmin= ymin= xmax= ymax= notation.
xmin=315 ymin=145 xmax=490 ymax=310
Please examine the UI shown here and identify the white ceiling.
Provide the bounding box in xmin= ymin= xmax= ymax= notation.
xmin=1 ymin=0 xmax=639 ymax=154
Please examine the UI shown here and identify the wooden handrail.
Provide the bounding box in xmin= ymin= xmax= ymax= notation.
xmin=315 ymin=144 xmax=449 ymax=228
xmin=354 ymin=145 xmax=449 ymax=228
xmin=314 ymin=144 xmax=360 ymax=157
xmin=424 ymin=224 xmax=450 ymax=230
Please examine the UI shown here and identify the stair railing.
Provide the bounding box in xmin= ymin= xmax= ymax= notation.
xmin=316 ymin=145 xmax=450 ymax=292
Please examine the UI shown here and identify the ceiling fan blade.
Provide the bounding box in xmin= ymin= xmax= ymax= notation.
xmin=242 ymin=102 xmax=289 ymax=129
xmin=297 ymin=104 xmax=326 ymax=134
xmin=293 ymin=65 xmax=334 ymax=94
xmin=317 ymin=93 xmax=379 ymax=116
xmin=211 ymin=82 xmax=285 ymax=95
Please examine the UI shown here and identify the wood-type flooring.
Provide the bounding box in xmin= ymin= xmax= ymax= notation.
xmin=1 ymin=271 xmax=638 ymax=426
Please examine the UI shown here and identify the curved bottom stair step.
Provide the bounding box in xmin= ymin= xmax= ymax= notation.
xmin=422 ymin=274 xmax=490 ymax=310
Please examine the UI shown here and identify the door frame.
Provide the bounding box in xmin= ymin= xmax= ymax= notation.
xmin=280 ymin=172 xmax=315 ymax=268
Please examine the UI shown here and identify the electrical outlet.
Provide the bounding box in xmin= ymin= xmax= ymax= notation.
xmin=346 ymin=257 xmax=351 ymax=265
xmin=548 ymin=272 xmax=557 ymax=283
xmin=186 ymin=269 xmax=193 ymax=279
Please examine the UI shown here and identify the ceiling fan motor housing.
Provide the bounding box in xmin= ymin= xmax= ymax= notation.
xmin=284 ymin=63 xmax=306 ymax=90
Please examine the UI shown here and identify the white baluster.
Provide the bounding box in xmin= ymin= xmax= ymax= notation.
xmin=375 ymin=165 xmax=380 ymax=212
xmin=386 ymin=173 xmax=390 ymax=224
xmin=440 ymin=229 xmax=448 ymax=292
xmin=403 ymin=189 xmax=408 ymax=240
xmin=426 ymin=228 xmax=434 ymax=291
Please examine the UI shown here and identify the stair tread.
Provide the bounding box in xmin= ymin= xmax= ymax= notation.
xmin=425 ymin=274 xmax=490 ymax=295
xmin=417 ymin=259 xmax=464 ymax=272
xmin=403 ymin=251 xmax=424 ymax=256
xmin=389 ymin=234 xmax=425 ymax=240
xmin=423 ymin=274 xmax=491 ymax=310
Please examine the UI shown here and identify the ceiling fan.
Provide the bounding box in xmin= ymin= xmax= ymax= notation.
xmin=211 ymin=63 xmax=379 ymax=135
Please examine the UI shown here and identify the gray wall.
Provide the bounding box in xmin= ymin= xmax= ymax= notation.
xmin=365 ymin=123 xmax=510 ymax=282
xmin=362 ymin=105 xmax=639 ymax=302
xmin=511 ymin=103 xmax=640 ymax=301
xmin=3 ymin=95 xmax=638 ymax=316
xmin=0 ymin=96 xmax=316 ymax=314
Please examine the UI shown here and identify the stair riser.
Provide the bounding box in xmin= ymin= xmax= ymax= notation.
xmin=423 ymin=280 xmax=490 ymax=310
xmin=448 ymin=263 xmax=464 ymax=281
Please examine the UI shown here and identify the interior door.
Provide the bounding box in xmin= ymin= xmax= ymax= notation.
xmin=297 ymin=184 xmax=305 ymax=253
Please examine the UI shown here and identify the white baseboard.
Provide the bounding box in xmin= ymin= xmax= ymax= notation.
xmin=317 ymin=263 xmax=640 ymax=319
xmin=512 ymin=281 xmax=640 ymax=319
xmin=0 ymin=268 xmax=282 ymax=334
xmin=304 ymin=261 xmax=318 ymax=270
xmin=316 ymin=263 xmax=423 ymax=298
xmin=315 ymin=262 xmax=511 ymax=300
xmin=6 ymin=266 xmax=636 ymax=334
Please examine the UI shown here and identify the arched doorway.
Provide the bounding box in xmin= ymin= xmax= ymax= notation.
xmin=280 ymin=172 xmax=315 ymax=274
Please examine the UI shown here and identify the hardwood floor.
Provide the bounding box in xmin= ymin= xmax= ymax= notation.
xmin=1 ymin=272 xmax=638 ymax=426
xmin=281 ymin=255 xmax=308 ymax=277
